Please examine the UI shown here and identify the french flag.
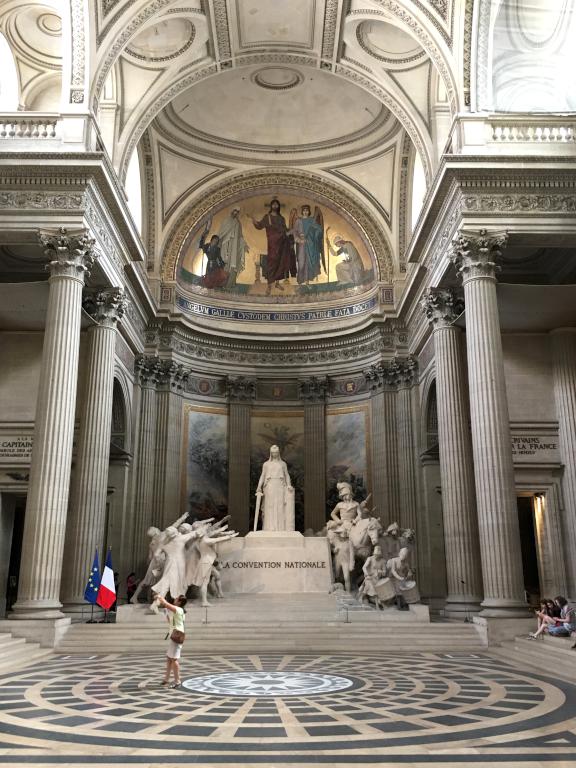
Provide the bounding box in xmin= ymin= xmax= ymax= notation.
xmin=96 ymin=549 xmax=116 ymax=611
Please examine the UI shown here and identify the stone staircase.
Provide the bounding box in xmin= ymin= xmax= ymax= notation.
xmin=0 ymin=632 xmax=53 ymax=672
xmin=57 ymin=594 xmax=486 ymax=654
xmin=496 ymin=634 xmax=576 ymax=681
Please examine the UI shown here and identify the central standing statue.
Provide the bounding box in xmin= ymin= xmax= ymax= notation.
xmin=254 ymin=445 xmax=295 ymax=531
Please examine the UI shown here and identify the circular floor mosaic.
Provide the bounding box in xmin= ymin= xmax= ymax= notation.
xmin=182 ymin=670 xmax=355 ymax=696
xmin=0 ymin=652 xmax=574 ymax=764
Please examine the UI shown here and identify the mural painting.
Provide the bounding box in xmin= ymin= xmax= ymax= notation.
xmin=181 ymin=405 xmax=228 ymax=520
xmin=178 ymin=190 xmax=375 ymax=302
xmin=326 ymin=406 xmax=370 ymax=515
xmin=250 ymin=411 xmax=305 ymax=531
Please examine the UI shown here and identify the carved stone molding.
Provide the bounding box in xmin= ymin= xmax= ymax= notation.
xmin=462 ymin=193 xmax=576 ymax=214
xmin=298 ymin=377 xmax=329 ymax=403
xmin=449 ymin=229 xmax=509 ymax=282
xmin=39 ymin=228 xmax=99 ymax=279
xmin=0 ymin=192 xmax=84 ymax=210
xmin=226 ymin=376 xmax=256 ymax=402
xmin=390 ymin=356 xmax=418 ymax=388
xmin=83 ymin=288 xmax=129 ymax=328
xmin=421 ymin=288 xmax=464 ymax=329
xmin=134 ymin=355 xmax=162 ymax=387
xmin=156 ymin=361 xmax=190 ymax=392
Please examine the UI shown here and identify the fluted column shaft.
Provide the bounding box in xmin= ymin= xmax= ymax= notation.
xmin=12 ymin=229 xmax=97 ymax=619
xmin=450 ymin=231 xmax=527 ymax=616
xmin=153 ymin=364 xmax=188 ymax=528
xmin=131 ymin=357 xmax=160 ymax=568
xmin=551 ymin=328 xmax=576 ymax=598
xmin=60 ymin=290 xmax=127 ymax=609
xmin=366 ymin=364 xmax=399 ymax=525
xmin=299 ymin=378 xmax=327 ymax=532
xmin=228 ymin=402 xmax=252 ymax=534
xmin=394 ymin=360 xmax=418 ymax=531
xmin=423 ymin=289 xmax=483 ymax=616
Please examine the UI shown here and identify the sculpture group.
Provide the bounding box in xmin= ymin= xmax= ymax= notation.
xmin=135 ymin=446 xmax=420 ymax=612
xmin=133 ymin=514 xmax=238 ymax=608
xmin=326 ymin=481 xmax=420 ymax=610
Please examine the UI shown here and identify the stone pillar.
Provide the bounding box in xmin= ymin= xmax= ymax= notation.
xmin=227 ymin=377 xmax=255 ymax=535
xmin=365 ymin=363 xmax=399 ymax=525
xmin=449 ymin=230 xmax=527 ymax=616
xmin=154 ymin=362 xmax=189 ymax=528
xmin=299 ymin=377 xmax=328 ymax=533
xmin=12 ymin=228 xmax=98 ymax=619
xmin=422 ymin=288 xmax=483 ymax=616
xmin=392 ymin=357 xmax=418 ymax=532
xmin=551 ymin=328 xmax=576 ymax=598
xmin=60 ymin=288 xmax=128 ymax=611
xmin=131 ymin=356 xmax=161 ymax=569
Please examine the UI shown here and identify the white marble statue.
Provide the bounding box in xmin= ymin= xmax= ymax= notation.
xmin=150 ymin=525 xmax=203 ymax=605
xmin=131 ymin=513 xmax=188 ymax=603
xmin=327 ymin=525 xmax=355 ymax=593
xmin=255 ymin=444 xmax=295 ymax=531
xmin=187 ymin=522 xmax=239 ymax=606
xmin=387 ymin=546 xmax=420 ymax=605
xmin=358 ymin=545 xmax=391 ymax=609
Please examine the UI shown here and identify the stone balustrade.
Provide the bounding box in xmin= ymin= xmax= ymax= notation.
xmin=0 ymin=115 xmax=59 ymax=139
xmin=449 ymin=115 xmax=576 ymax=155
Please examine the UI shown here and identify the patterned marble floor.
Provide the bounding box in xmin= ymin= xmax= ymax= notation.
xmin=0 ymin=652 xmax=574 ymax=766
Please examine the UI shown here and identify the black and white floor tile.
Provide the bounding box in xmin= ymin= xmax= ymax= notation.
xmin=0 ymin=652 xmax=574 ymax=765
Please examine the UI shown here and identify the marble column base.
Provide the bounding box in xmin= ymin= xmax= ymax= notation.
xmin=10 ymin=600 xmax=65 ymax=620
xmin=0 ymin=617 xmax=71 ymax=647
xmin=444 ymin=595 xmax=482 ymax=619
xmin=479 ymin=597 xmax=532 ymax=618
xmin=473 ymin=615 xmax=536 ymax=646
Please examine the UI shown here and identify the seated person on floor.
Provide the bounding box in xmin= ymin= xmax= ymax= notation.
xmin=529 ymin=598 xmax=561 ymax=639
xmin=547 ymin=596 xmax=576 ymax=638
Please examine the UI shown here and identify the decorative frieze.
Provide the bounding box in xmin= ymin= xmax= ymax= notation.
xmin=226 ymin=377 xmax=256 ymax=402
xmin=298 ymin=377 xmax=329 ymax=403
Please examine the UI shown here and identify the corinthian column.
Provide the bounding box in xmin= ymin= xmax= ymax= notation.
xmin=422 ymin=289 xmax=483 ymax=616
xmin=449 ymin=230 xmax=527 ymax=616
xmin=551 ymin=329 xmax=576 ymax=598
xmin=12 ymin=229 xmax=98 ymax=619
xmin=227 ymin=377 xmax=256 ymax=534
xmin=299 ymin=377 xmax=328 ymax=532
xmin=365 ymin=363 xmax=399 ymax=525
xmin=131 ymin=356 xmax=161 ymax=568
xmin=60 ymin=289 xmax=128 ymax=612
xmin=392 ymin=357 xmax=418 ymax=532
xmin=154 ymin=362 xmax=189 ymax=528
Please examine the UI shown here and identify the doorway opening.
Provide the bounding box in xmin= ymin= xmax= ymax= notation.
xmin=517 ymin=496 xmax=540 ymax=606
xmin=0 ymin=493 xmax=26 ymax=616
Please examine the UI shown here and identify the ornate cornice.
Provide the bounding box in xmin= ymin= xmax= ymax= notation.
xmin=39 ymin=228 xmax=98 ymax=280
xmin=161 ymin=168 xmax=393 ymax=284
xmin=83 ymin=288 xmax=129 ymax=328
xmin=449 ymin=229 xmax=509 ymax=283
xmin=421 ymin=288 xmax=464 ymax=329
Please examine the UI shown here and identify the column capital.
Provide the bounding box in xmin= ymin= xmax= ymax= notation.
xmin=83 ymin=288 xmax=129 ymax=328
xmin=421 ymin=288 xmax=464 ymax=329
xmin=364 ymin=362 xmax=396 ymax=392
xmin=39 ymin=227 xmax=99 ymax=280
xmin=134 ymin=355 xmax=162 ymax=388
xmin=157 ymin=361 xmax=190 ymax=392
xmin=449 ymin=229 xmax=508 ymax=282
xmin=390 ymin=356 xmax=418 ymax=388
xmin=298 ymin=376 xmax=328 ymax=402
xmin=226 ymin=376 xmax=256 ymax=402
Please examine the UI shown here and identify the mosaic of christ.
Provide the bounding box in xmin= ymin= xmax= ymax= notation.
xmin=178 ymin=191 xmax=376 ymax=302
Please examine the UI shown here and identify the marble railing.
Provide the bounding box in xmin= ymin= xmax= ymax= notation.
xmin=449 ymin=115 xmax=576 ymax=155
xmin=0 ymin=114 xmax=59 ymax=139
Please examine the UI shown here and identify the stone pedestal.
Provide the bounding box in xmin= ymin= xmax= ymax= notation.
xmin=422 ymin=289 xmax=483 ymax=617
xmin=215 ymin=532 xmax=333 ymax=594
xmin=12 ymin=229 xmax=97 ymax=620
xmin=61 ymin=289 xmax=127 ymax=612
xmin=450 ymin=230 xmax=528 ymax=617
